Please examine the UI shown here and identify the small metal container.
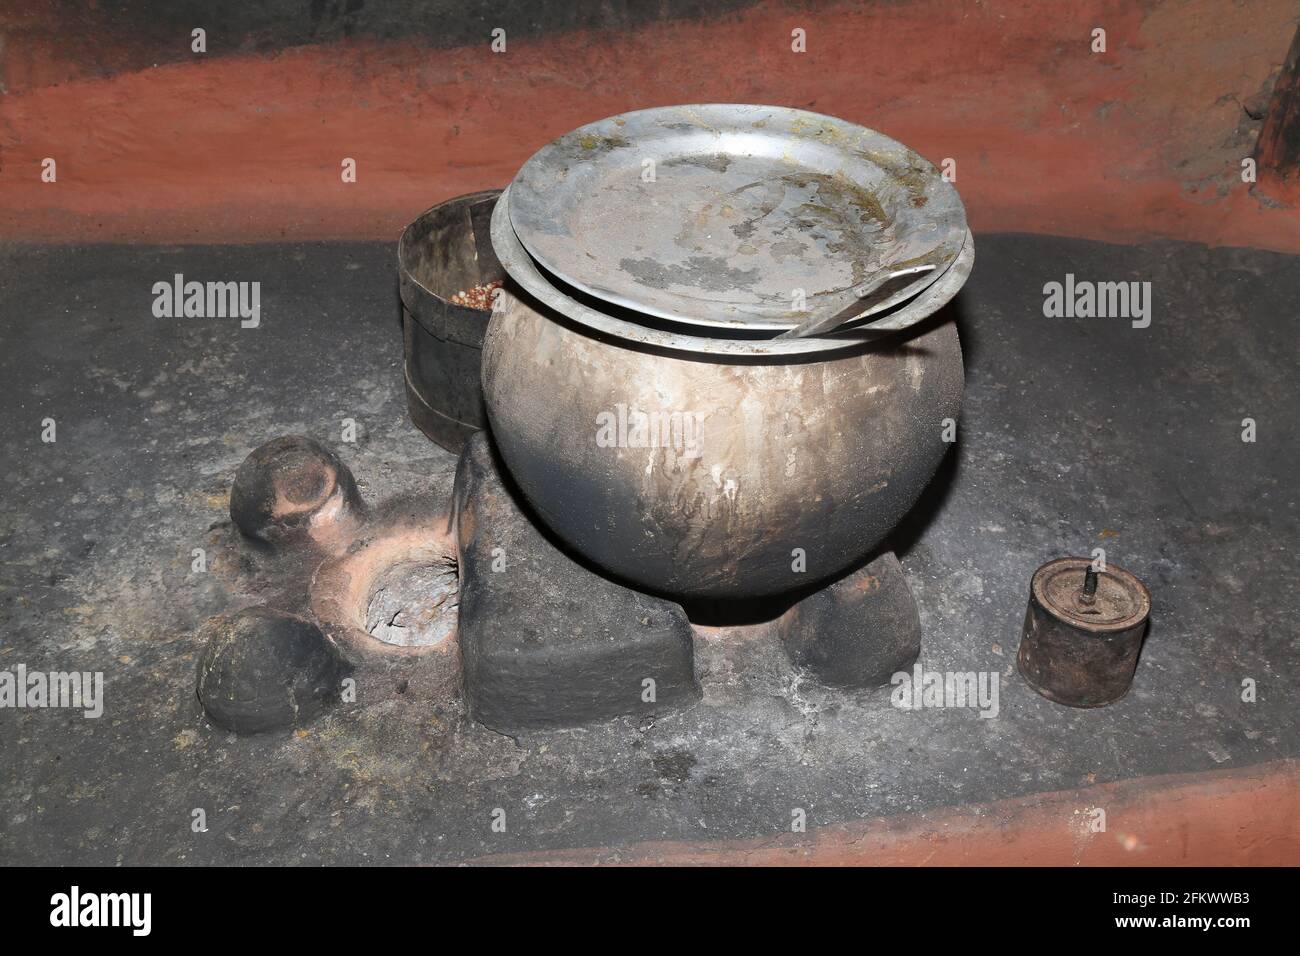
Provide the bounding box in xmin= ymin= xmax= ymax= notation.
xmin=398 ymin=190 xmax=503 ymax=453
xmin=1017 ymin=557 xmax=1152 ymax=707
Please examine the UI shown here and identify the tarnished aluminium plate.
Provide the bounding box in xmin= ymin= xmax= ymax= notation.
xmin=492 ymin=184 xmax=975 ymax=357
xmin=508 ymin=104 xmax=967 ymax=330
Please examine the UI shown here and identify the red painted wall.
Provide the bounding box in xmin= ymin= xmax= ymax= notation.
xmin=2 ymin=1 xmax=1297 ymax=250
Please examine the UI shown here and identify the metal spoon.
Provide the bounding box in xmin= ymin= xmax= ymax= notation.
xmin=777 ymin=262 xmax=939 ymax=340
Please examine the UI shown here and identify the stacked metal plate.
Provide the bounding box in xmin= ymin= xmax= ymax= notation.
xmin=495 ymin=104 xmax=972 ymax=355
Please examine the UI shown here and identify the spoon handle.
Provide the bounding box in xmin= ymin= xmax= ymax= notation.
xmin=778 ymin=264 xmax=937 ymax=340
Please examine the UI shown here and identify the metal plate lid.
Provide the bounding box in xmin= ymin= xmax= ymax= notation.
xmin=492 ymin=184 xmax=974 ymax=357
xmin=508 ymin=104 xmax=967 ymax=330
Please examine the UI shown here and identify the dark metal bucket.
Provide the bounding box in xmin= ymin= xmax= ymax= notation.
xmin=398 ymin=189 xmax=503 ymax=453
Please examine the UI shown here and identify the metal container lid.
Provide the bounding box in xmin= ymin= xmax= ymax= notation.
xmin=507 ymin=104 xmax=967 ymax=331
xmin=1031 ymin=558 xmax=1152 ymax=633
xmin=491 ymin=184 xmax=974 ymax=357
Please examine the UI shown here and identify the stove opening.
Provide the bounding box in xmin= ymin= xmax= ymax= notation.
xmin=363 ymin=555 xmax=460 ymax=648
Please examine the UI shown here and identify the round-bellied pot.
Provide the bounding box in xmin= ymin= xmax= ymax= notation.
xmin=480 ymin=290 xmax=964 ymax=600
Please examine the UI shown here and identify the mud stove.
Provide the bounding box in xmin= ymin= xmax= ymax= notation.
xmin=195 ymin=106 xmax=1147 ymax=737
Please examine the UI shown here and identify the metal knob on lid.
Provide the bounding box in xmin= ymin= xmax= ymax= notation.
xmin=1017 ymin=557 xmax=1152 ymax=708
